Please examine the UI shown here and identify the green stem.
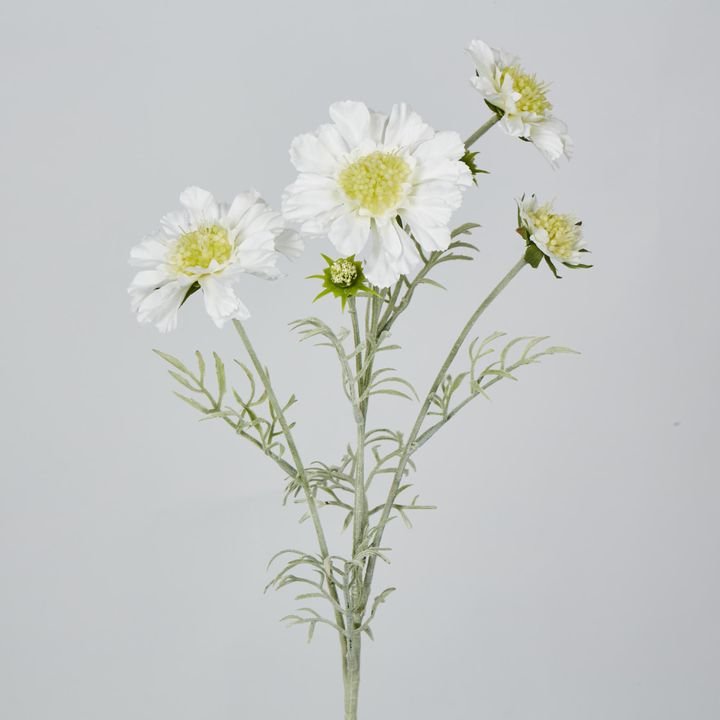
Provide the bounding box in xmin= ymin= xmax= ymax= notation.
xmin=345 ymin=640 xmax=361 ymax=720
xmin=464 ymin=113 xmax=501 ymax=149
xmin=378 ymin=256 xmax=436 ymax=335
xmin=344 ymin=294 xmax=380 ymax=720
xmin=232 ymin=320 xmax=349 ymax=680
xmin=362 ymin=257 xmax=527 ymax=598
xmin=196 ymin=385 xmax=298 ymax=477
xmin=348 ymin=298 xmax=367 ymax=553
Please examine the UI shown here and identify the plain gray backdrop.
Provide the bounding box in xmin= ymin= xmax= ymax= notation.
xmin=2 ymin=0 xmax=718 ymax=718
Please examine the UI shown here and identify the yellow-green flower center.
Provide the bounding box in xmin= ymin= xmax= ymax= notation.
xmin=528 ymin=206 xmax=579 ymax=261
xmin=170 ymin=224 xmax=232 ymax=275
xmin=339 ymin=151 xmax=411 ymax=215
xmin=502 ymin=65 xmax=552 ymax=115
xmin=330 ymin=258 xmax=358 ymax=287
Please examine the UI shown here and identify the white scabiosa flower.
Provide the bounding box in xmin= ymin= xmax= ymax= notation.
xmin=129 ymin=187 xmax=301 ymax=332
xmin=466 ymin=39 xmax=572 ymax=166
xmin=517 ymin=194 xmax=589 ymax=276
xmin=282 ymin=101 xmax=472 ymax=288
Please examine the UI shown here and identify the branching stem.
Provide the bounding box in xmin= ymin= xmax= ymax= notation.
xmin=362 ymin=257 xmax=527 ymax=598
xmin=232 ymin=320 xmax=349 ymax=680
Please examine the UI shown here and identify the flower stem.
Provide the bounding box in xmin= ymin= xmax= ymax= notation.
xmin=232 ymin=320 xmax=349 ymax=677
xmin=362 ymin=256 xmax=527 ymax=598
xmin=464 ymin=113 xmax=501 ymax=149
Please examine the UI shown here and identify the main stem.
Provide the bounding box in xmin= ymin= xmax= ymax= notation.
xmin=344 ymin=295 xmax=381 ymax=720
xmin=363 ymin=256 xmax=527 ymax=600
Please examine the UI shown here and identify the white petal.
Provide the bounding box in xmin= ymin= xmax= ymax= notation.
xmin=368 ymin=111 xmax=389 ymax=143
xmin=160 ymin=209 xmax=190 ymax=237
xmin=275 ymin=229 xmax=305 ymax=259
xmin=328 ymin=212 xmax=371 ymax=256
xmin=413 ymin=130 xmax=465 ymax=163
xmin=129 ymin=269 xmax=172 ymax=289
xmin=316 ymin=123 xmax=349 ymax=158
xmin=236 ymin=203 xmax=284 ymax=239
xmin=235 ymin=231 xmax=278 ymax=273
xmin=134 ymin=280 xmax=191 ymax=333
xmin=383 ymin=103 xmax=433 ymax=148
xmin=282 ymin=174 xmax=342 ymax=227
xmin=405 ymin=182 xmax=462 ymax=222
xmin=402 ymin=215 xmax=451 ymax=252
xmin=225 ymin=191 xmax=262 ymax=228
xmin=290 ymin=132 xmax=338 ymax=175
xmin=529 ymin=117 xmax=573 ymax=166
xmin=466 ymin=39 xmax=497 ymax=73
xmin=500 ymin=114 xmax=526 ymax=137
xmin=179 ymin=186 xmax=220 ymax=224
xmin=329 ymin=101 xmax=373 ymax=147
xmin=129 ymin=233 xmax=171 ymax=267
xmin=199 ymin=276 xmax=250 ymax=327
xmin=470 ymin=74 xmax=499 ymax=100
xmin=361 ymin=221 xmax=419 ymax=288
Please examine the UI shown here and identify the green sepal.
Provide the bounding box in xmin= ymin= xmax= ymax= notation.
xmin=524 ymin=242 xmax=544 ymax=268
xmin=544 ymin=255 xmax=562 ymax=278
xmin=460 ymin=150 xmax=489 ymax=184
xmin=180 ymin=281 xmax=200 ymax=307
xmin=516 ymin=226 xmax=530 ymax=243
xmin=309 ymin=254 xmax=377 ymax=311
xmin=484 ymin=99 xmax=505 ymax=117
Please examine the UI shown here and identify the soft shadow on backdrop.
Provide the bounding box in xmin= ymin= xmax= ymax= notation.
xmin=1 ymin=1 xmax=718 ymax=718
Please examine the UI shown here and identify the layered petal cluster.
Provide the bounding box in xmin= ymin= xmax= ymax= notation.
xmin=518 ymin=194 xmax=587 ymax=267
xmin=467 ymin=39 xmax=572 ymax=166
xmin=282 ymin=101 xmax=472 ymax=288
xmin=129 ymin=187 xmax=301 ymax=332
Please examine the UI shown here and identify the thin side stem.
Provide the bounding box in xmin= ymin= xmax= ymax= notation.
xmin=362 ymin=257 xmax=527 ymax=597
xmin=464 ymin=113 xmax=501 ymax=149
xmin=232 ymin=320 xmax=348 ymax=672
xmin=196 ymin=384 xmax=298 ymax=478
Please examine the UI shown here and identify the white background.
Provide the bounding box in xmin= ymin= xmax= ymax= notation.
xmin=1 ymin=0 xmax=718 ymax=717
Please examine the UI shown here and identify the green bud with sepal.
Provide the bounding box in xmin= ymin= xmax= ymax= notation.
xmin=308 ymin=255 xmax=378 ymax=310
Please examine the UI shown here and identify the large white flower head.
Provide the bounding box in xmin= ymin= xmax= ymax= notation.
xmin=282 ymin=101 xmax=472 ymax=288
xmin=517 ymin=194 xmax=588 ymax=273
xmin=467 ymin=39 xmax=573 ymax=166
xmin=128 ymin=187 xmax=302 ymax=332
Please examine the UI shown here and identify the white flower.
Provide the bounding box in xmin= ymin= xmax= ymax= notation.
xmin=518 ymin=194 xmax=586 ymax=266
xmin=467 ymin=39 xmax=572 ymax=166
xmin=282 ymin=101 xmax=472 ymax=288
xmin=128 ymin=187 xmax=301 ymax=332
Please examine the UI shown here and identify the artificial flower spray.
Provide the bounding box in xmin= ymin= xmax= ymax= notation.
xmin=129 ymin=40 xmax=588 ymax=719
